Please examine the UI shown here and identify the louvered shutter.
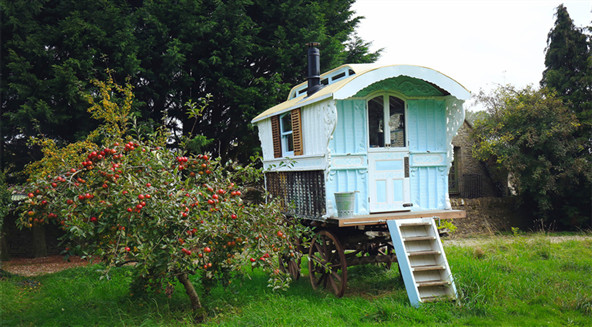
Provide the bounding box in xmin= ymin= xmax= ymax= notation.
xmin=271 ymin=115 xmax=282 ymax=158
xmin=291 ymin=108 xmax=303 ymax=156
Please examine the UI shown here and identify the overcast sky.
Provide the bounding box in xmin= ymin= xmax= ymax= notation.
xmin=351 ymin=0 xmax=592 ymax=110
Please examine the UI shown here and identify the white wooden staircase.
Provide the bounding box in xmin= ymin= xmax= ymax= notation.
xmin=386 ymin=218 xmax=457 ymax=307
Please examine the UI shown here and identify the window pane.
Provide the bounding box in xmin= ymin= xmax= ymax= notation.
xmin=389 ymin=96 xmax=405 ymax=147
xmin=285 ymin=134 xmax=294 ymax=152
xmin=368 ymin=96 xmax=384 ymax=148
xmin=281 ymin=113 xmax=292 ymax=133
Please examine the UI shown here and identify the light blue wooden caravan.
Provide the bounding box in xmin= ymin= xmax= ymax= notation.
xmin=252 ymin=45 xmax=470 ymax=302
xmin=252 ymin=61 xmax=470 ymax=219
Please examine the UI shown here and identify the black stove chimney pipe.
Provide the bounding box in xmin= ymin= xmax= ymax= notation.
xmin=306 ymin=42 xmax=322 ymax=96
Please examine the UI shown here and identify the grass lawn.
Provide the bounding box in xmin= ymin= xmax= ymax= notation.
xmin=1 ymin=233 xmax=591 ymax=326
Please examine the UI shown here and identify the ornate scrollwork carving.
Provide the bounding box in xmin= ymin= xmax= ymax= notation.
xmin=257 ymin=121 xmax=272 ymax=161
xmin=445 ymin=97 xmax=465 ymax=170
xmin=353 ymin=76 xmax=444 ymax=98
xmin=323 ymin=100 xmax=338 ymax=175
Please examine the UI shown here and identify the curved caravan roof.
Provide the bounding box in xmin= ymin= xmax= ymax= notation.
xmin=251 ymin=64 xmax=471 ymax=123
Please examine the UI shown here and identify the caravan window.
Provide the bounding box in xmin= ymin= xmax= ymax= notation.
xmin=280 ymin=113 xmax=294 ymax=156
xmin=368 ymin=95 xmax=406 ymax=148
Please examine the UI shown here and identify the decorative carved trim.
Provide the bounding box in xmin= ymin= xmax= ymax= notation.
xmin=356 ymin=169 xmax=369 ymax=214
xmin=326 ymin=169 xmax=337 ymax=182
xmin=257 ymin=120 xmax=273 ymax=161
xmin=324 ymin=100 xmax=338 ymax=145
xmin=353 ymin=76 xmax=445 ymax=98
xmin=445 ymin=97 xmax=465 ymax=170
xmin=323 ymin=100 xmax=338 ymax=178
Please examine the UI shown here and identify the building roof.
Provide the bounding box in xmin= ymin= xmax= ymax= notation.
xmin=251 ymin=63 xmax=471 ymax=123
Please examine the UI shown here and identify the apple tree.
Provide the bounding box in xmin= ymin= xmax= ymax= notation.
xmin=17 ymin=77 xmax=307 ymax=321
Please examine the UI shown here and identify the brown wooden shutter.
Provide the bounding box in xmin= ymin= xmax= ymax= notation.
xmin=291 ymin=108 xmax=303 ymax=156
xmin=271 ymin=115 xmax=282 ymax=158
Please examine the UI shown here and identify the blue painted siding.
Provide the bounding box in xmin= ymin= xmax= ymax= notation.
xmin=326 ymin=169 xmax=369 ymax=215
xmin=325 ymin=98 xmax=452 ymax=213
xmin=410 ymin=167 xmax=448 ymax=209
xmin=407 ymin=100 xmax=446 ymax=152
xmin=408 ymin=100 xmax=449 ymax=210
xmin=327 ymin=99 xmax=369 ymax=215
xmin=331 ymin=100 xmax=367 ymax=154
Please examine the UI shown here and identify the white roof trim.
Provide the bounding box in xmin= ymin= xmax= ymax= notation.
xmin=333 ymin=65 xmax=471 ymax=101
xmin=251 ymin=92 xmax=334 ymax=123
xmin=251 ymin=64 xmax=471 ymax=124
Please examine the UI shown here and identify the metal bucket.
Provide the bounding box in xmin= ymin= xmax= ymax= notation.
xmin=334 ymin=192 xmax=355 ymax=218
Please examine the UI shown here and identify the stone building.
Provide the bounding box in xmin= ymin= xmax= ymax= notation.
xmin=449 ymin=119 xmax=505 ymax=198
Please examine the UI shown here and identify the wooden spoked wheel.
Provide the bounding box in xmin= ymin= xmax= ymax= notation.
xmin=279 ymin=237 xmax=303 ymax=280
xmin=375 ymin=242 xmax=394 ymax=270
xmin=279 ymin=254 xmax=301 ymax=280
xmin=308 ymin=230 xmax=347 ymax=297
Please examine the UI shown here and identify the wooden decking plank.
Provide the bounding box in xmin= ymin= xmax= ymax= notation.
xmin=399 ymin=222 xmax=432 ymax=227
xmin=334 ymin=210 xmax=466 ymax=227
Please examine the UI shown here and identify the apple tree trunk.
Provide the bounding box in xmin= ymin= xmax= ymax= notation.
xmin=177 ymin=273 xmax=205 ymax=322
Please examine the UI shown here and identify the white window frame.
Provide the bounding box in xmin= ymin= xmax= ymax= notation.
xmin=279 ymin=112 xmax=294 ymax=157
xmin=367 ymin=94 xmax=407 ymax=150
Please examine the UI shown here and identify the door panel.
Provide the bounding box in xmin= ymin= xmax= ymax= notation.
xmin=367 ymin=95 xmax=410 ymax=213
xmin=368 ymin=152 xmax=410 ymax=212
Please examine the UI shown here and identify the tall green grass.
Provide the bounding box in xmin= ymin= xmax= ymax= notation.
xmin=1 ymin=234 xmax=591 ymax=326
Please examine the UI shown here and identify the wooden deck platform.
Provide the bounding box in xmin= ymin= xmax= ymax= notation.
xmin=329 ymin=210 xmax=466 ymax=227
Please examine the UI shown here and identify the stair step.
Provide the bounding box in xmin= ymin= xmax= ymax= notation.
xmin=403 ymin=236 xmax=436 ymax=242
xmin=387 ymin=218 xmax=458 ymax=308
xmin=407 ymin=250 xmax=440 ymax=257
xmin=411 ymin=264 xmax=445 ymax=272
xmin=399 ymin=222 xmax=431 ymax=227
xmin=417 ymin=280 xmax=450 ymax=287
xmin=420 ymin=296 xmax=453 ymax=303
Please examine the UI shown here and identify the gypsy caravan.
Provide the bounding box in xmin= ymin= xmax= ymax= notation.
xmin=251 ymin=44 xmax=470 ymax=305
xmin=252 ymin=45 xmax=470 ymax=220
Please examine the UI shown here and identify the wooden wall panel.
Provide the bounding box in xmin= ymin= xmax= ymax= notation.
xmin=291 ymin=109 xmax=303 ymax=156
xmin=271 ymin=115 xmax=282 ymax=158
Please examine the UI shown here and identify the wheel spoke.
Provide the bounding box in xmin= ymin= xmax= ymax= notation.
xmin=288 ymin=261 xmax=299 ymax=278
xmin=331 ymin=270 xmax=342 ymax=283
xmin=328 ymin=274 xmax=338 ymax=294
xmin=314 ymin=274 xmax=323 ymax=287
xmin=308 ymin=230 xmax=347 ymax=297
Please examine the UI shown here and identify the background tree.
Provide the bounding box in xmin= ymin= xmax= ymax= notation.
xmin=0 ymin=172 xmax=11 ymax=263
xmin=344 ymin=32 xmax=382 ymax=64
xmin=1 ymin=0 xmax=141 ymax=177
xmin=1 ymin=0 xmax=380 ymax=178
xmin=472 ymin=86 xmax=591 ymax=229
xmin=540 ymin=4 xmax=592 ymax=146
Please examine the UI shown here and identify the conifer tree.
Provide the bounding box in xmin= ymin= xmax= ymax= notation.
xmin=541 ymin=4 xmax=592 ymax=127
xmin=1 ymin=0 xmax=381 ymax=175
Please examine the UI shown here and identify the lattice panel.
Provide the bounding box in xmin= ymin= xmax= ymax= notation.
xmin=266 ymin=170 xmax=326 ymax=219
